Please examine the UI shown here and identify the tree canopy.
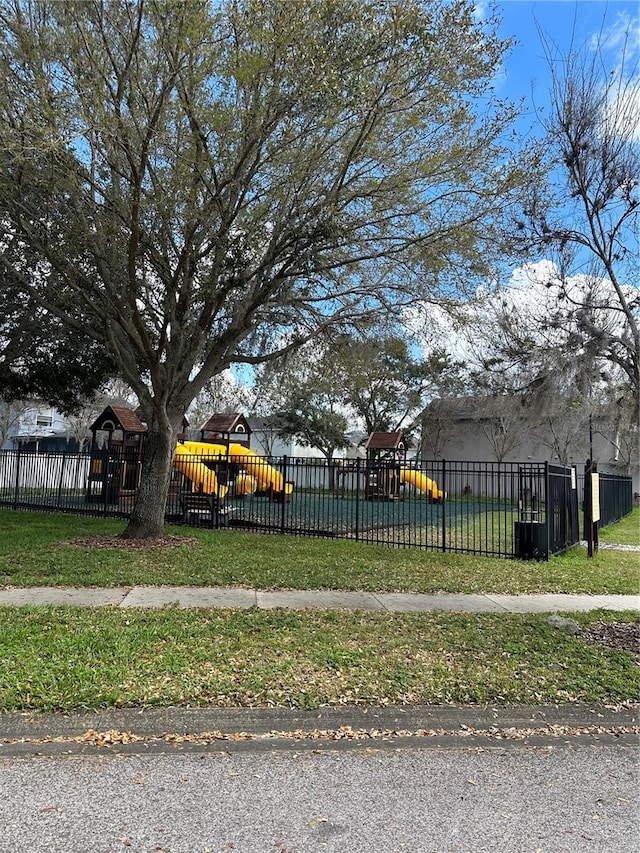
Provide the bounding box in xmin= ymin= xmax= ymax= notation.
xmin=516 ymin=24 xmax=639 ymax=420
xmin=0 ymin=293 xmax=114 ymax=413
xmin=0 ymin=0 xmax=525 ymax=535
xmin=455 ymin=25 xmax=639 ymax=471
xmin=328 ymin=333 xmax=462 ymax=438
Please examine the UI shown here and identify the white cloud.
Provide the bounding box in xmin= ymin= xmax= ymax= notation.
xmin=411 ymin=260 xmax=633 ymax=371
xmin=591 ymin=10 xmax=640 ymax=60
xmin=472 ymin=2 xmax=491 ymax=23
xmin=589 ymin=11 xmax=640 ymax=141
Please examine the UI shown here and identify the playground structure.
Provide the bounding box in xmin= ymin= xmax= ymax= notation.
xmin=86 ymin=405 xmax=146 ymax=501
xmin=83 ymin=408 xmax=443 ymax=517
xmin=399 ymin=467 xmax=445 ymax=503
xmin=171 ymin=440 xmax=295 ymax=526
xmin=365 ymin=431 xmax=444 ymax=503
xmin=176 ymin=440 xmax=294 ymax=500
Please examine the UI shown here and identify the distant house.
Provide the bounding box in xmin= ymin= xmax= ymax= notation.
xmin=247 ymin=416 xmax=327 ymax=459
xmin=2 ymin=401 xmax=79 ymax=452
xmin=420 ymin=395 xmax=638 ymax=490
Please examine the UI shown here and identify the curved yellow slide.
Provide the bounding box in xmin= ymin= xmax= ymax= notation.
xmin=181 ymin=441 xmax=293 ymax=495
xmin=400 ymin=468 xmax=444 ymax=502
xmin=174 ymin=443 xmax=229 ymax=497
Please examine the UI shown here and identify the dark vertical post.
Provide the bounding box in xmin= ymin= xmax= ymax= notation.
xmin=354 ymin=458 xmax=360 ymax=542
xmin=497 ymin=461 xmax=502 ymax=554
xmin=592 ymin=461 xmax=599 ymax=554
xmin=584 ymin=459 xmax=599 ymax=558
xmin=103 ymin=451 xmax=108 ymax=517
xmin=13 ymin=447 xmax=21 ymax=509
xmin=543 ymin=461 xmax=550 ymax=560
xmin=280 ymin=455 xmax=288 ymax=534
xmin=441 ymin=458 xmax=446 ymax=552
xmin=57 ymin=452 xmax=67 ymax=507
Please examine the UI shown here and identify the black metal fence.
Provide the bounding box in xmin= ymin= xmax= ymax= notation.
xmin=595 ymin=471 xmax=634 ymax=528
xmin=576 ymin=470 xmax=634 ymax=531
xmin=0 ymin=448 xmax=596 ymax=559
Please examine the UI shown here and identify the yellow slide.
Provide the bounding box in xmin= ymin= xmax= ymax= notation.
xmin=174 ymin=443 xmax=228 ymax=498
xmin=400 ymin=468 xmax=444 ymax=502
xmin=181 ymin=441 xmax=294 ymax=495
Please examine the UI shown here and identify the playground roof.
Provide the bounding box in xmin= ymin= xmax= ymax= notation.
xmin=365 ymin=432 xmax=405 ymax=450
xmin=200 ymin=413 xmax=251 ymax=435
xmin=90 ymin=406 xmax=146 ymax=435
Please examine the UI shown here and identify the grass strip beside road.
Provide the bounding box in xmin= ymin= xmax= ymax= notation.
xmin=0 ymin=509 xmax=638 ymax=594
xmin=0 ymin=607 xmax=637 ymax=713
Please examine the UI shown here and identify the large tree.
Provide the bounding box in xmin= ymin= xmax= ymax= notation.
xmin=255 ymin=348 xmax=351 ymax=463
xmin=517 ymin=24 xmax=639 ymax=419
xmin=0 ymin=0 xmax=525 ymax=537
xmin=331 ymin=333 xmax=463 ymax=438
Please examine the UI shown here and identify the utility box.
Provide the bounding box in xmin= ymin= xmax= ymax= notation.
xmin=514 ymin=521 xmax=548 ymax=560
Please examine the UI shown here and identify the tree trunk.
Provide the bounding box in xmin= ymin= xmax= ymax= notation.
xmin=120 ymin=408 xmax=180 ymax=539
xmin=324 ymin=451 xmax=337 ymax=491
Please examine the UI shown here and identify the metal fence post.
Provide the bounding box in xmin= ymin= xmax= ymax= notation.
xmin=497 ymin=461 xmax=502 ymax=555
xmin=543 ymin=461 xmax=550 ymax=560
xmin=441 ymin=458 xmax=446 ymax=553
xmin=57 ymin=452 xmax=67 ymax=506
xmin=103 ymin=449 xmax=109 ymax=517
xmin=13 ymin=447 xmax=21 ymax=509
xmin=354 ymin=458 xmax=360 ymax=542
xmin=280 ymin=456 xmax=288 ymax=534
xmin=584 ymin=459 xmax=599 ymax=557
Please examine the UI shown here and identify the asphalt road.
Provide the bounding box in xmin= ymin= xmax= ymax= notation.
xmin=1 ymin=739 xmax=638 ymax=853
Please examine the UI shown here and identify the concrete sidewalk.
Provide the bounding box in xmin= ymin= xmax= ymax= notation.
xmin=0 ymin=585 xmax=638 ymax=612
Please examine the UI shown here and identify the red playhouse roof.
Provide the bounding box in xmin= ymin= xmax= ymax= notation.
xmin=90 ymin=406 xmax=146 ymax=435
xmin=200 ymin=413 xmax=251 ymax=434
xmin=365 ymin=432 xmax=405 ymax=450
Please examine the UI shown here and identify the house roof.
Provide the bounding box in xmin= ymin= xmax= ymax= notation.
xmin=422 ymin=395 xmax=526 ymax=421
xmin=365 ymin=431 xmax=405 ymax=450
xmin=89 ymin=405 xmax=146 ymax=434
xmin=200 ymin=413 xmax=251 ymax=434
xmin=247 ymin=416 xmax=288 ymax=432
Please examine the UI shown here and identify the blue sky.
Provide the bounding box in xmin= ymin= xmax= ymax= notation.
xmin=411 ymin=3 xmax=639 ymax=367
xmin=490 ymin=0 xmax=638 ymax=136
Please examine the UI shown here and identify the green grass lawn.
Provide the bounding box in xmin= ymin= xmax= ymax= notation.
xmin=1 ymin=509 xmax=637 ymax=713
xmin=1 ymin=606 xmax=637 ymax=712
xmin=0 ymin=508 xmax=638 ymax=594
xmin=600 ymin=506 xmax=640 ymax=546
